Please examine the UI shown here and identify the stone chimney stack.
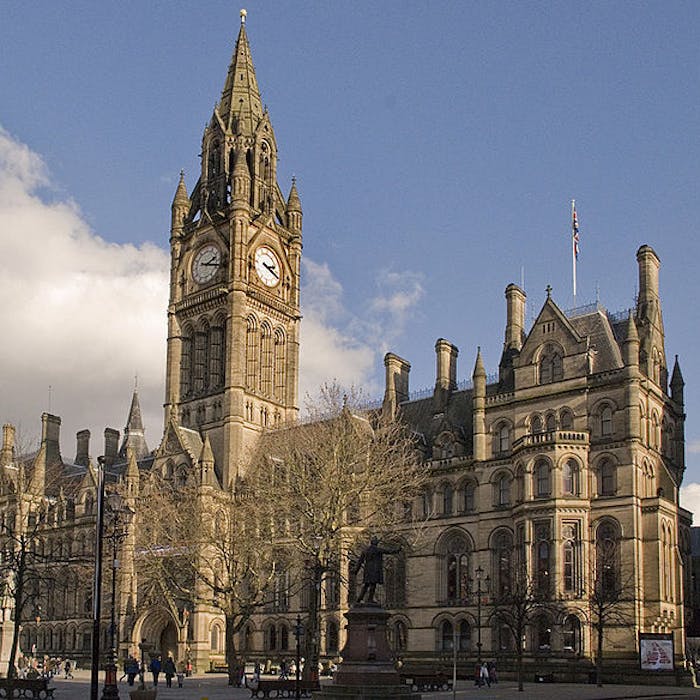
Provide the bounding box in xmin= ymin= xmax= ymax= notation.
xmin=435 ymin=339 xmax=458 ymax=391
xmin=103 ymin=428 xmax=120 ymax=467
xmin=1 ymin=424 xmax=15 ymax=467
xmin=434 ymin=339 xmax=459 ymax=411
xmin=41 ymin=413 xmax=62 ymax=465
xmin=383 ymin=353 xmax=411 ymax=415
xmin=75 ymin=429 xmax=90 ymax=466
xmin=504 ymin=283 xmax=526 ymax=352
xmin=637 ymin=245 xmax=660 ymax=308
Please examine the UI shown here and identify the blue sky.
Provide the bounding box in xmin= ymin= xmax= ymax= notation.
xmin=1 ymin=2 xmax=698 ymax=505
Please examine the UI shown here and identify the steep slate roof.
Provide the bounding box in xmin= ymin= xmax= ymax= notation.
xmin=569 ymin=308 xmax=624 ymax=372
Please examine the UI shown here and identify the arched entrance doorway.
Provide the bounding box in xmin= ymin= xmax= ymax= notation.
xmin=134 ymin=607 xmax=182 ymax=663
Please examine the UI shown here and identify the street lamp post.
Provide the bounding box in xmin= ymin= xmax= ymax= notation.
xmin=471 ymin=565 xmax=490 ymax=666
xmin=90 ymin=456 xmax=107 ymax=700
xmin=100 ymin=492 xmax=134 ymax=700
xmin=293 ymin=615 xmax=304 ymax=700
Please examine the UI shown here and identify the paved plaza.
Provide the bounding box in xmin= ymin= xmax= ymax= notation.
xmin=43 ymin=669 xmax=700 ymax=700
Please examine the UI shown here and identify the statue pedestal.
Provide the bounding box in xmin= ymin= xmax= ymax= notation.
xmin=314 ymin=605 xmax=420 ymax=700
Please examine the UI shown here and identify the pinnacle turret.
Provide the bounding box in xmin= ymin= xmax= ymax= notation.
xmin=671 ymin=355 xmax=684 ymax=405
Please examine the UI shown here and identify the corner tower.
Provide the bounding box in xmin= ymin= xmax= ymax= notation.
xmin=163 ymin=10 xmax=302 ymax=488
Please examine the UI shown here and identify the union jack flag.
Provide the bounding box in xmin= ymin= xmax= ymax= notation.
xmin=572 ymin=205 xmax=580 ymax=259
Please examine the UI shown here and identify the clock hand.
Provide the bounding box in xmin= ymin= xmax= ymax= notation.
xmin=263 ymin=262 xmax=279 ymax=278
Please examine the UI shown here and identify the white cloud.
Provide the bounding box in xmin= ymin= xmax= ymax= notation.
xmin=0 ymin=129 xmax=424 ymax=458
xmin=298 ymin=261 xmax=425 ymax=402
xmin=688 ymin=440 xmax=700 ymax=455
xmin=680 ymin=483 xmax=700 ymax=523
xmin=0 ymin=126 xmax=169 ymax=457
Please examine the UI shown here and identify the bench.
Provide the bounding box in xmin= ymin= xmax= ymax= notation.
xmin=401 ymin=673 xmax=453 ymax=692
xmin=249 ymin=679 xmax=320 ymax=698
xmin=0 ymin=678 xmax=55 ymax=699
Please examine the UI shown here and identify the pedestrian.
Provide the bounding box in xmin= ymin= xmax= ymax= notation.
xmin=163 ymin=654 xmax=176 ymax=688
xmin=487 ymin=660 xmax=497 ymax=684
xmin=480 ymin=661 xmax=490 ymax=688
xmin=279 ymin=659 xmax=288 ymax=680
xmin=474 ymin=663 xmax=481 ymax=687
xmin=126 ymin=656 xmax=139 ymax=686
xmin=149 ymin=655 xmax=162 ymax=686
xmin=64 ymin=659 xmax=73 ymax=679
xmin=176 ymin=670 xmax=184 ymax=688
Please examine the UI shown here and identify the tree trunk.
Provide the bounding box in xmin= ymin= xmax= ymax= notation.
xmin=517 ymin=647 xmax=524 ymax=692
xmin=6 ymin=547 xmax=26 ymax=679
xmin=225 ymin=613 xmax=239 ymax=687
xmin=303 ymin=562 xmax=322 ymax=682
xmin=596 ymin=621 xmax=604 ymax=687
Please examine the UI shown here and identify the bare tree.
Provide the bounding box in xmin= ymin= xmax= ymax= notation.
xmin=138 ymin=467 xmax=277 ymax=686
xmin=0 ymin=455 xmax=74 ymax=679
xmin=246 ymin=383 xmax=428 ymax=681
xmin=489 ymin=572 xmax=562 ymax=691
xmin=584 ymin=524 xmax=636 ymax=687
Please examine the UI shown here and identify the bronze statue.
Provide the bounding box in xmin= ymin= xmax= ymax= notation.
xmin=354 ymin=536 xmax=400 ymax=605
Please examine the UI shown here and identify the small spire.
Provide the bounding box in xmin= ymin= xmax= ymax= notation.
xmin=172 ymin=171 xmax=189 ymax=207
xmin=545 ymin=284 xmax=552 ymax=299
xmin=240 ymin=8 xmax=247 ymax=24
xmin=625 ymin=310 xmax=639 ymax=342
xmin=670 ymin=355 xmax=684 ymax=403
xmin=473 ymin=347 xmax=486 ymax=378
xmin=286 ymin=177 xmax=302 ymax=213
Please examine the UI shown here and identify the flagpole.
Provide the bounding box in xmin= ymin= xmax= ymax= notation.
xmin=571 ymin=199 xmax=577 ymax=306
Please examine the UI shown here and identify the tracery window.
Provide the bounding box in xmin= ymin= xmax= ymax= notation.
xmin=389 ymin=620 xmax=408 ymax=652
xmin=531 ymin=415 xmax=543 ymax=434
xmin=539 ymin=345 xmax=563 ymax=384
xmin=545 ymin=413 xmax=556 ymax=432
xmin=458 ymin=620 xmax=471 ymax=651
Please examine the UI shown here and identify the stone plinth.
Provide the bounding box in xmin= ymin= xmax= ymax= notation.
xmin=314 ymin=605 xmax=420 ymax=700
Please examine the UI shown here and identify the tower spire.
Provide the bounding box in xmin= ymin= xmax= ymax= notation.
xmin=218 ymin=11 xmax=264 ymax=134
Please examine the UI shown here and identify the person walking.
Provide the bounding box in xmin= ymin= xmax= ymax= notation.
xmin=126 ymin=656 xmax=139 ymax=686
xmin=63 ymin=659 xmax=73 ymax=679
xmin=163 ymin=654 xmax=177 ymax=688
xmin=149 ymin=655 xmax=162 ymax=686
xmin=480 ymin=661 xmax=490 ymax=688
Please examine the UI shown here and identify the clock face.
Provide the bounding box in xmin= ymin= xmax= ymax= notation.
xmin=254 ymin=246 xmax=280 ymax=287
xmin=192 ymin=244 xmax=221 ymax=284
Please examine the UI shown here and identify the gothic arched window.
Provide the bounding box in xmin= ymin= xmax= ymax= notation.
xmin=274 ymin=329 xmax=286 ymax=402
xmin=562 ymin=459 xmax=580 ymax=495
xmin=595 ymin=520 xmax=620 ymax=596
xmin=491 ymin=529 xmax=513 ymax=596
xmin=458 ymin=620 xmax=471 ymax=651
xmin=462 ymin=481 xmax=476 ymax=513
xmin=562 ymin=522 xmax=581 ymax=593
xmin=539 ymin=345 xmax=563 ymax=384
xmin=439 ymin=620 xmax=454 ymax=652
xmin=534 ymin=460 xmax=551 ymax=497
xmin=441 ymin=532 xmax=471 ymax=604
xmin=560 ymin=408 xmax=574 ymax=430
xmin=534 ymin=521 xmax=551 ymax=596
xmin=260 ymin=322 xmax=273 ymax=396
xmin=246 ymin=316 xmax=259 ymax=391
xmin=531 ymin=415 xmax=543 ymax=434
xmin=562 ymin=615 xmax=582 ymax=653
xmin=442 ymin=482 xmax=454 ymax=515
xmin=600 ymin=404 xmax=614 ymax=437
xmin=597 ymin=459 xmax=616 ymax=496
xmin=193 ymin=324 xmax=209 ymax=394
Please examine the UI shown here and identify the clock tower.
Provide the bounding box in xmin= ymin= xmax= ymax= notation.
xmin=163 ymin=10 xmax=301 ymax=488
